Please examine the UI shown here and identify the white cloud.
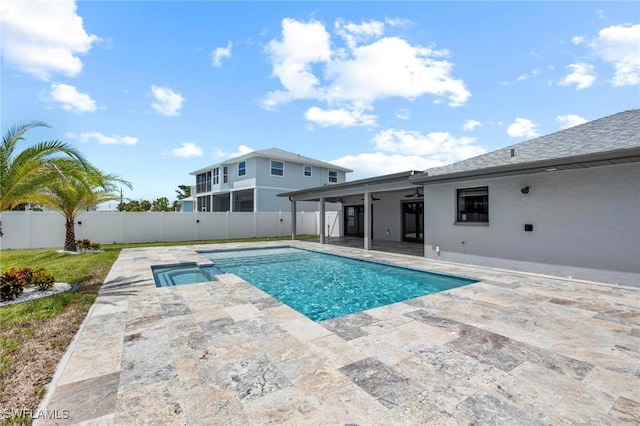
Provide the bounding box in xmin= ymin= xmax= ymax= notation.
xmin=212 ymin=41 xmax=232 ymax=67
xmin=516 ymin=67 xmax=541 ymax=81
xmin=305 ymin=106 xmax=376 ymax=127
xmin=330 ymin=127 xmax=486 ymax=179
xmin=396 ymin=109 xmax=410 ymax=120
xmin=171 ymin=142 xmax=203 ymax=158
xmin=0 ymin=0 xmax=99 ymax=80
xmin=556 ymin=114 xmax=587 ymax=129
xmin=211 ymin=145 xmax=254 ymax=160
xmin=372 ymin=129 xmax=485 ymax=161
xmin=263 ymin=18 xmax=470 ymax=127
xmin=335 ymin=18 xmax=385 ymax=50
xmin=462 ymin=119 xmax=481 ymax=131
xmin=49 ymin=83 xmax=96 ymax=113
xmin=507 ymin=118 xmax=539 ymax=138
xmin=331 ymin=152 xmax=443 ymax=177
xmin=66 ymin=131 xmax=137 ymax=145
xmin=558 ymin=63 xmax=596 ymax=89
xmin=150 ymin=85 xmax=185 ymax=116
xmin=571 ymin=36 xmax=584 ymax=45
xmin=590 ymin=24 xmax=640 ymax=86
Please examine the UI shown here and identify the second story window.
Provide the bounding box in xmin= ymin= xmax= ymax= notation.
xmin=238 ymin=161 xmax=246 ymax=177
xmin=328 ymin=170 xmax=338 ymax=183
xmin=303 ymin=165 xmax=312 ymax=177
xmin=212 ymin=167 xmax=219 ymax=185
xmin=196 ymin=171 xmax=212 ymax=193
xmin=270 ymin=160 xmax=284 ymax=176
xmin=223 ymin=166 xmax=228 ymax=183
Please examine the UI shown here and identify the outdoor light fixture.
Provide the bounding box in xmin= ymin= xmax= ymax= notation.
xmin=521 ymin=186 xmax=530 ymax=194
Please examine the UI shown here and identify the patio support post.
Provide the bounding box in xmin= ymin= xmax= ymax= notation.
xmin=290 ymin=199 xmax=297 ymax=240
xmin=363 ymin=191 xmax=371 ymax=250
xmin=229 ymin=190 xmax=234 ymax=212
xmin=319 ymin=196 xmax=326 ymax=244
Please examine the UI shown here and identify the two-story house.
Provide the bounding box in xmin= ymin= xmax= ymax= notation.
xmin=190 ymin=148 xmax=352 ymax=212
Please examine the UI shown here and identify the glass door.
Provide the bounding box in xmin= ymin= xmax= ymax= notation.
xmin=402 ymin=201 xmax=424 ymax=243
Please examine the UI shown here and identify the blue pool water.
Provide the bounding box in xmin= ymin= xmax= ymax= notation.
xmin=152 ymin=263 xmax=219 ymax=287
xmin=201 ymin=247 xmax=476 ymax=322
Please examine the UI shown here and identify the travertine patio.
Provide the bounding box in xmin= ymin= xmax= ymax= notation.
xmin=36 ymin=241 xmax=639 ymax=425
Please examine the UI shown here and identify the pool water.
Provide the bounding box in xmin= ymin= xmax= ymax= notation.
xmin=152 ymin=263 xmax=219 ymax=287
xmin=201 ymin=247 xmax=476 ymax=322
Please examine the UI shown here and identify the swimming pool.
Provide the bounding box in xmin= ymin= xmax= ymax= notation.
xmin=152 ymin=263 xmax=219 ymax=287
xmin=201 ymin=247 xmax=476 ymax=321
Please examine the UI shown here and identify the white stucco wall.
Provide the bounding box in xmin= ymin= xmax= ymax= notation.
xmin=422 ymin=163 xmax=640 ymax=286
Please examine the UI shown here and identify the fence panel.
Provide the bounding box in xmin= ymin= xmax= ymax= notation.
xmin=0 ymin=210 xmax=340 ymax=249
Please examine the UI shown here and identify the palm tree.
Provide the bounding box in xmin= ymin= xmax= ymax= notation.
xmin=31 ymin=167 xmax=132 ymax=251
xmin=0 ymin=121 xmax=91 ymax=236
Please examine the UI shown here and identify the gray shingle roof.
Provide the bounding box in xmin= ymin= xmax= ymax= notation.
xmin=191 ymin=147 xmax=352 ymax=175
xmin=426 ymin=109 xmax=640 ymax=177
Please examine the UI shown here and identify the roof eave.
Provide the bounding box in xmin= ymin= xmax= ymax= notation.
xmin=410 ymin=147 xmax=640 ymax=185
xmin=278 ymin=170 xmax=424 ymax=199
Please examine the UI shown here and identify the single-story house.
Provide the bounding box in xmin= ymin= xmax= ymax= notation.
xmin=280 ymin=109 xmax=640 ymax=286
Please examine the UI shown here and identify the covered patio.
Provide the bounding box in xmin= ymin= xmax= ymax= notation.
xmin=279 ymin=171 xmax=426 ymax=253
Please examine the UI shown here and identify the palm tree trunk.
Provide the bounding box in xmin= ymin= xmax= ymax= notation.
xmin=64 ymin=220 xmax=77 ymax=251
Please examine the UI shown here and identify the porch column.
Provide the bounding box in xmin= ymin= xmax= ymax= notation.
xmin=319 ymin=196 xmax=326 ymax=244
xmin=229 ymin=191 xmax=234 ymax=212
xmin=290 ymin=199 xmax=297 ymax=240
xmin=363 ymin=191 xmax=371 ymax=250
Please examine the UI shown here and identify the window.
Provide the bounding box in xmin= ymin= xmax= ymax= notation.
xmin=238 ymin=161 xmax=246 ymax=176
xmin=212 ymin=167 xmax=219 ymax=185
xmin=303 ymin=165 xmax=312 ymax=177
xmin=328 ymin=170 xmax=338 ymax=183
xmin=223 ymin=166 xmax=228 ymax=183
xmin=196 ymin=171 xmax=211 ymax=193
xmin=270 ymin=160 xmax=284 ymax=176
xmin=457 ymin=187 xmax=488 ymax=223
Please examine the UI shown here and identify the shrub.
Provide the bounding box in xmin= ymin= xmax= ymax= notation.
xmin=32 ymin=267 xmax=55 ymax=291
xmin=0 ymin=268 xmax=28 ymax=302
xmin=76 ymin=239 xmax=100 ymax=251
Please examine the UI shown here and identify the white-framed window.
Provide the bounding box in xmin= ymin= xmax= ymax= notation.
xmin=223 ymin=166 xmax=228 ymax=183
xmin=303 ymin=165 xmax=312 ymax=177
xmin=238 ymin=161 xmax=246 ymax=177
xmin=212 ymin=167 xmax=219 ymax=185
xmin=456 ymin=187 xmax=489 ymax=223
xmin=270 ymin=160 xmax=284 ymax=176
xmin=328 ymin=170 xmax=338 ymax=183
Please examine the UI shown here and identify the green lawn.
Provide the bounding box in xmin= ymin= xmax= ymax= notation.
xmin=0 ymin=235 xmax=313 ymax=424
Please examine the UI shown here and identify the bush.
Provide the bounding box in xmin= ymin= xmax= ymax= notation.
xmin=1 ymin=268 xmax=28 ymax=302
xmin=76 ymin=239 xmax=100 ymax=251
xmin=32 ymin=267 xmax=55 ymax=291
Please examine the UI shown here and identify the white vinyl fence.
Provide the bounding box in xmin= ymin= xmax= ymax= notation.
xmin=0 ymin=210 xmax=341 ymax=250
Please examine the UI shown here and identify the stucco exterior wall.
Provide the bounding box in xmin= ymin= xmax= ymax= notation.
xmin=422 ymin=163 xmax=640 ymax=286
xmin=340 ymin=191 xmax=415 ymax=242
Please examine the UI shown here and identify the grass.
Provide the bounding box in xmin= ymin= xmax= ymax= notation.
xmin=0 ymin=235 xmax=314 ymax=425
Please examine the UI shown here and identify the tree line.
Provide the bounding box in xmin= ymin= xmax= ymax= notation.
xmin=117 ymin=185 xmax=191 ymax=212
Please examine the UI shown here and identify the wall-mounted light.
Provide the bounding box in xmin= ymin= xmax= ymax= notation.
xmin=196 ymin=219 xmax=200 ymax=223
xmin=521 ymin=186 xmax=530 ymax=194
xmin=77 ymin=221 xmax=82 ymax=225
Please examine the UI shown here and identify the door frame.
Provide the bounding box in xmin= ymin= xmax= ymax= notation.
xmin=401 ymin=200 xmax=424 ymax=243
xmin=344 ymin=204 xmax=373 ymax=238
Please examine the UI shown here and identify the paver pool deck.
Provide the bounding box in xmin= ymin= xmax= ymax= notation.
xmin=36 ymin=241 xmax=639 ymax=425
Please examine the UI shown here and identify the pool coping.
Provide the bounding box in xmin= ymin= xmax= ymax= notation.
xmin=35 ymin=240 xmax=640 ymax=425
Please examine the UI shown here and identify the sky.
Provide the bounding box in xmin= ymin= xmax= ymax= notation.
xmin=1 ymin=1 xmax=639 ymax=204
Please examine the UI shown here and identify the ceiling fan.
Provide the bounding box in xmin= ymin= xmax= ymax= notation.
xmin=405 ymin=188 xmax=423 ymax=198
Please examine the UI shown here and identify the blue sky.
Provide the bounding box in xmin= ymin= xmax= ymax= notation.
xmin=2 ymin=1 xmax=638 ymax=204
